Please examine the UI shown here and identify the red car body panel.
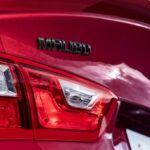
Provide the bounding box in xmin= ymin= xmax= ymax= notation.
xmin=0 ymin=13 xmax=150 ymax=107
xmin=0 ymin=1 xmax=149 ymax=150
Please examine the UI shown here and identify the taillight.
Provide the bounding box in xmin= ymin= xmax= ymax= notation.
xmin=0 ymin=56 xmax=118 ymax=141
xmin=23 ymin=65 xmax=118 ymax=141
xmin=0 ymin=64 xmax=21 ymax=128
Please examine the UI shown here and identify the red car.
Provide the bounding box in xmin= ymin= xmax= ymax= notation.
xmin=0 ymin=0 xmax=149 ymax=150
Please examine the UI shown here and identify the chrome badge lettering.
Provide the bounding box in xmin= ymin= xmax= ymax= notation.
xmin=37 ymin=37 xmax=91 ymax=55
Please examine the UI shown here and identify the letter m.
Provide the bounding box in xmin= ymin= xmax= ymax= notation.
xmin=37 ymin=37 xmax=51 ymax=50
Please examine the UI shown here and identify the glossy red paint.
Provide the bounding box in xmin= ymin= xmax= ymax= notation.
xmin=0 ymin=1 xmax=149 ymax=150
xmin=0 ymin=13 xmax=149 ymax=108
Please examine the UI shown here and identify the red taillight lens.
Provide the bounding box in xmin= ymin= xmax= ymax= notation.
xmin=0 ymin=101 xmax=20 ymax=128
xmin=24 ymin=66 xmax=118 ymax=139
